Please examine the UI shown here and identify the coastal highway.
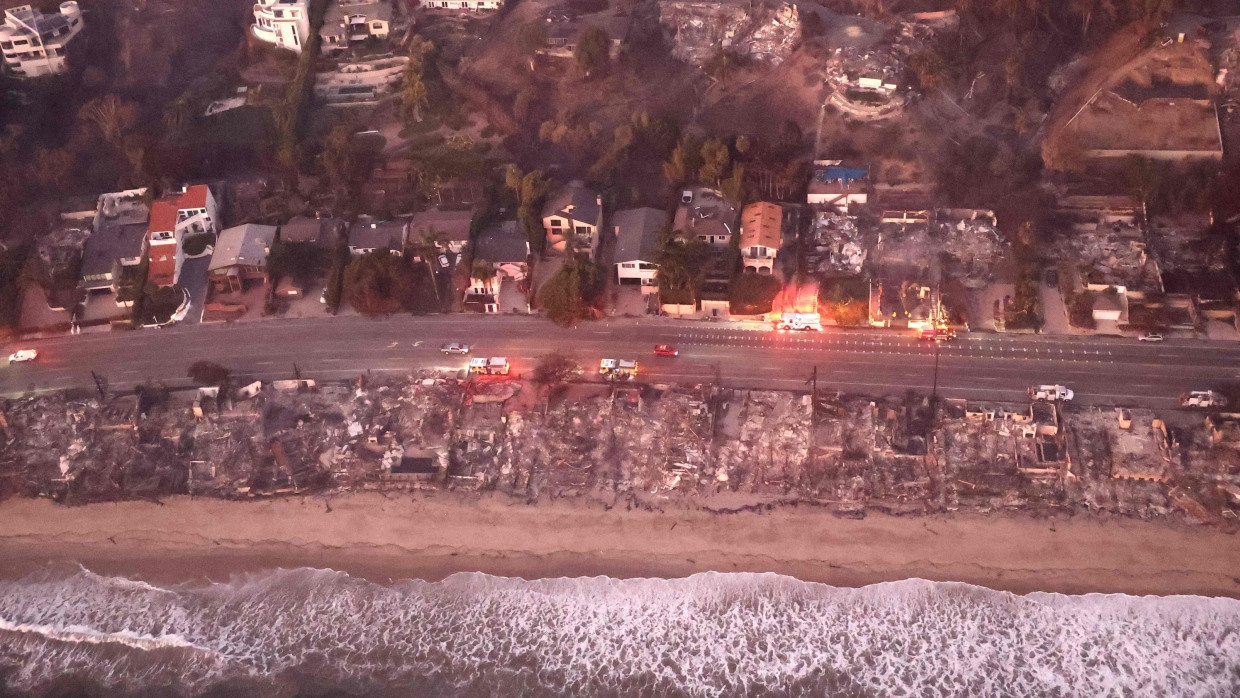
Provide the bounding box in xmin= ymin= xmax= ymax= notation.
xmin=3 ymin=315 xmax=1239 ymax=408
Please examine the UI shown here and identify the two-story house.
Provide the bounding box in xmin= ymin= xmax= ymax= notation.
xmin=319 ymin=0 xmax=392 ymax=54
xmin=146 ymin=185 xmax=220 ymax=288
xmin=209 ymin=224 xmax=277 ymax=293
xmin=466 ymin=220 xmax=529 ymax=314
xmin=251 ymin=0 xmax=311 ymax=53
xmin=78 ymin=189 xmax=150 ymax=298
xmin=539 ymin=15 xmax=628 ymax=59
xmin=612 ymin=207 xmax=666 ymax=291
xmin=807 ymin=161 xmax=868 ymax=212
xmin=347 ymin=218 xmax=408 ymax=256
xmin=673 ymin=203 xmax=732 ymax=247
xmin=79 ymin=223 xmax=147 ymax=297
xmin=0 ymin=3 xmax=83 ymax=78
xmin=279 ymin=214 xmax=343 ymax=248
xmin=419 ymin=0 xmax=502 ymax=11
xmin=739 ymin=202 xmax=782 ymax=274
xmin=409 ymin=208 xmax=473 ymax=254
xmin=542 ymin=181 xmax=603 ymax=258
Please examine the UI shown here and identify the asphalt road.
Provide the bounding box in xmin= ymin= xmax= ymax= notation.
xmin=4 ymin=315 xmax=1239 ymax=409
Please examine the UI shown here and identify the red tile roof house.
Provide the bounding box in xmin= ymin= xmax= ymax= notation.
xmin=146 ymin=185 xmax=220 ymax=287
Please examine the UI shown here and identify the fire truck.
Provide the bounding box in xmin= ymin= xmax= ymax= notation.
xmin=599 ymin=358 xmax=638 ymax=381
xmin=468 ymin=357 xmax=511 ymax=375
xmin=775 ymin=312 xmax=822 ymax=332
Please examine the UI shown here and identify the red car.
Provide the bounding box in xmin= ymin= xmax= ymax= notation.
xmin=653 ymin=344 xmax=679 ymax=357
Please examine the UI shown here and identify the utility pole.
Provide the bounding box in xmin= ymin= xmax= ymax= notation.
xmin=90 ymin=370 xmax=108 ymax=402
xmin=808 ymin=365 xmax=818 ymax=472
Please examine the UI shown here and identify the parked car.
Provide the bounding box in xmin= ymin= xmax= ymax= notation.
xmin=440 ymin=342 xmax=471 ymax=355
xmin=1138 ymin=333 xmax=1164 ymax=342
xmin=1044 ymin=268 xmax=1059 ymax=287
xmin=653 ymin=344 xmax=679 ymax=357
xmin=1029 ymin=384 xmax=1074 ymax=401
xmin=7 ymin=349 xmax=37 ymax=363
xmin=438 ymin=254 xmax=450 ymax=268
xmin=319 ymin=289 xmax=328 ymax=304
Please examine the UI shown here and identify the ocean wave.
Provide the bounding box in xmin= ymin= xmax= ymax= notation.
xmin=0 ymin=567 xmax=1237 ymax=697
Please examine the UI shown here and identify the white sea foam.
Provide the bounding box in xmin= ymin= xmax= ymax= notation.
xmin=0 ymin=618 xmax=200 ymax=651
xmin=0 ymin=567 xmax=1237 ymax=696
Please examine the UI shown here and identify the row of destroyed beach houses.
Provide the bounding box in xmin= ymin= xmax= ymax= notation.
xmin=10 ymin=366 xmax=1240 ymax=523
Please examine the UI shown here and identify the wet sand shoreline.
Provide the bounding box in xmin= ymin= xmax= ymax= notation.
xmin=1 ymin=493 xmax=1237 ymax=597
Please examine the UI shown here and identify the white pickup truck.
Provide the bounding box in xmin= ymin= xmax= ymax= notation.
xmin=1029 ymin=384 xmax=1074 ymax=401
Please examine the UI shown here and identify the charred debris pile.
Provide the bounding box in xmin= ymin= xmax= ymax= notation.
xmin=0 ymin=374 xmax=1237 ymax=526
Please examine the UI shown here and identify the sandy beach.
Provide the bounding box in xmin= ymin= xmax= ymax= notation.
xmin=0 ymin=493 xmax=1237 ymax=597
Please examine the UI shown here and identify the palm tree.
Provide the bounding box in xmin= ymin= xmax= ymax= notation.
xmin=163 ymin=98 xmax=195 ymax=137
xmin=319 ymin=126 xmax=354 ymax=188
xmin=79 ymin=94 xmax=137 ymax=148
xmin=399 ymin=69 xmax=429 ymax=124
xmin=32 ymin=147 xmax=73 ymax=190
xmin=414 ymin=228 xmax=448 ymax=304
xmin=472 ymin=258 xmax=497 ymax=297
xmin=505 ymin=167 xmax=551 ymax=254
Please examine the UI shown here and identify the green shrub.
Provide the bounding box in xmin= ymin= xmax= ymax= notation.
xmin=182 ymin=233 xmax=213 ymax=256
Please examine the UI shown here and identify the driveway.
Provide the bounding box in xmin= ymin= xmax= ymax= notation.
xmin=178 ymin=256 xmax=211 ymax=325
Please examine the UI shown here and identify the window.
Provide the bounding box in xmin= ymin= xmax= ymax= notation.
xmin=0 ymin=41 xmax=11 ymax=50
xmin=274 ymin=9 xmax=284 ymax=17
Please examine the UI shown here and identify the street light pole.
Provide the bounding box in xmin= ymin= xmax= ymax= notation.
xmin=931 ymin=342 xmax=941 ymax=413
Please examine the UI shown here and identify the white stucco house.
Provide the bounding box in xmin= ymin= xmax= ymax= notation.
xmin=0 ymin=3 xmax=84 ymax=78
xmin=252 ymin=0 xmax=312 ymax=53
